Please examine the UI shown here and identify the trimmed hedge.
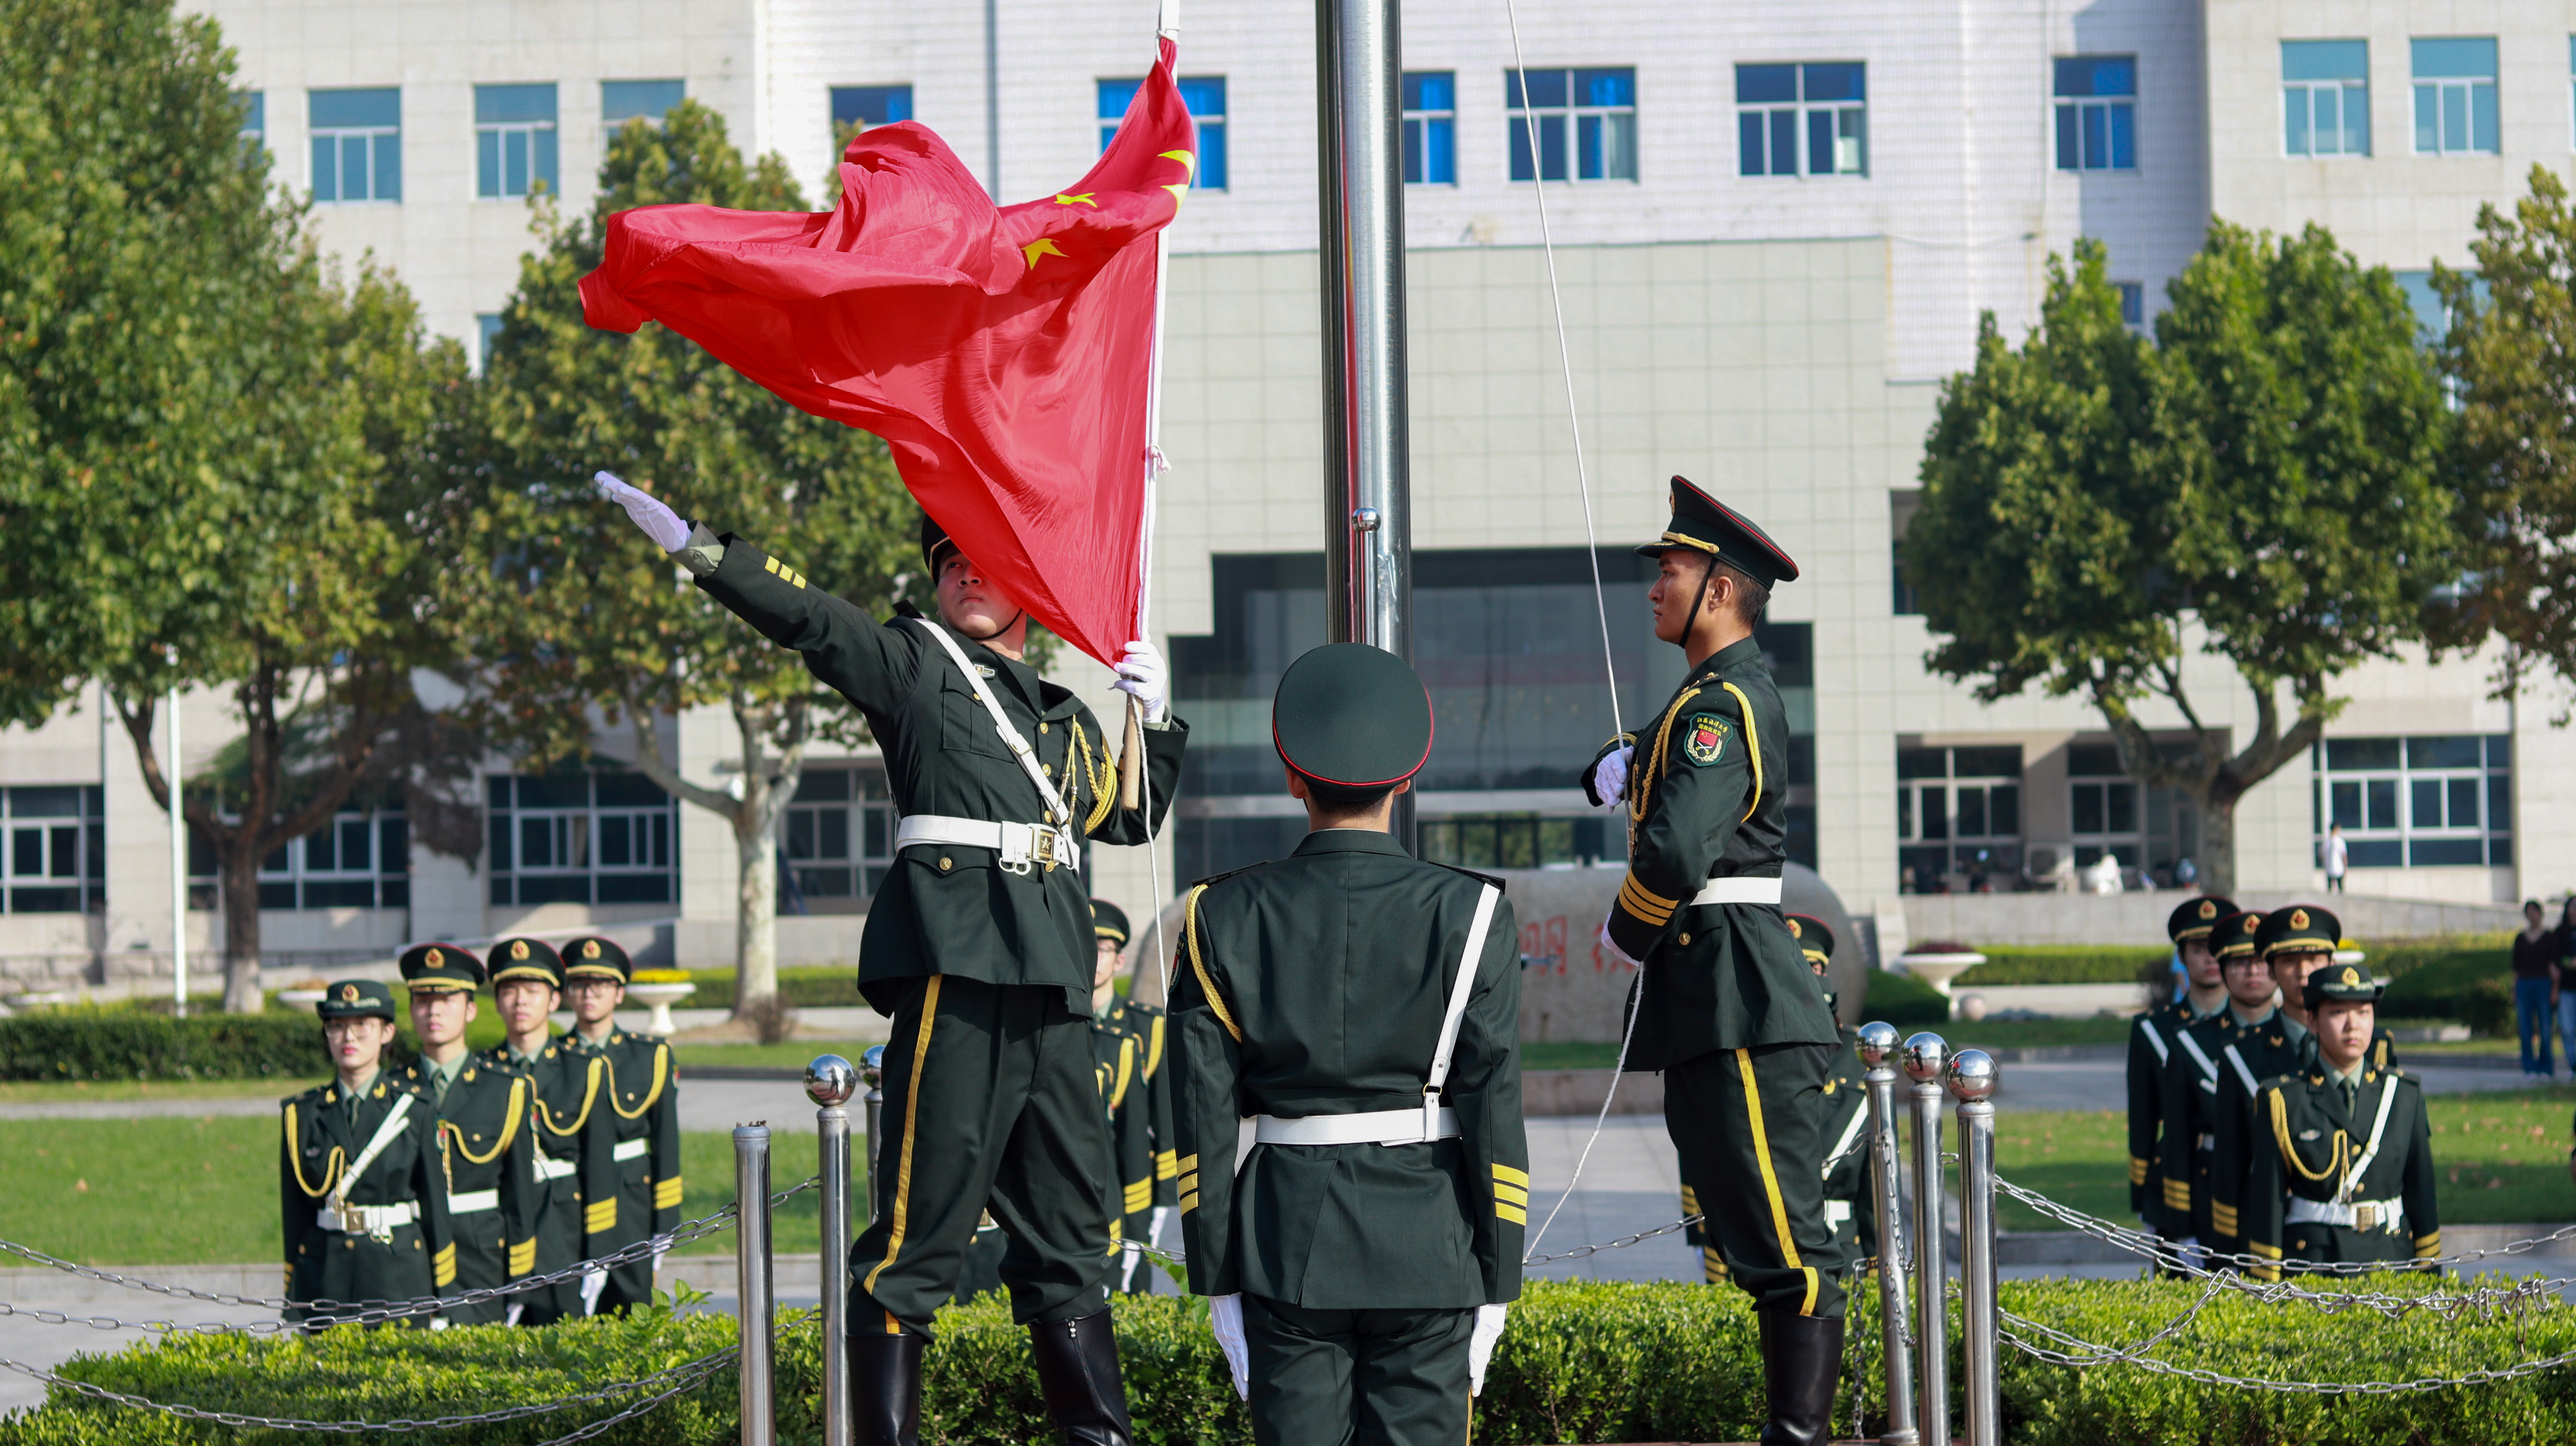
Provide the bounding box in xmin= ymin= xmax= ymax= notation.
xmin=0 ymin=1006 xmax=403 ymax=1082
xmin=2379 ymin=936 xmax=2517 ymax=1035
xmin=1859 ymin=967 xmax=1949 ymax=1027
xmin=1952 ymin=946 xmax=2170 ymax=987
xmin=675 ymin=968 xmax=860 ymax=1013
xmin=12 ymin=1279 xmax=2576 ymax=1444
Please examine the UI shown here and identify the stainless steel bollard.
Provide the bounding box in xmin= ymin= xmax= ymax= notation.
xmin=1947 ymin=1051 xmax=2001 ymax=1446
xmin=1856 ymin=1023 xmax=1919 ymax=1446
xmin=808 ymin=1057 xmax=858 ymax=1446
xmin=1901 ymin=1032 xmax=1949 ymax=1446
xmin=735 ymin=1124 xmax=776 ymax=1446
xmin=860 ymin=1045 xmax=885 ymax=1227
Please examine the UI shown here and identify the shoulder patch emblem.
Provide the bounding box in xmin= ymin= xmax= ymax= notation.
xmin=1682 ymin=713 xmax=1731 ymax=766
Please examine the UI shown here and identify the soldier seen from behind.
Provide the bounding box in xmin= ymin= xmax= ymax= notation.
xmin=281 ymin=980 xmax=457 ymax=1328
xmin=400 ymin=944 xmax=539 ymax=1324
xmin=1173 ymin=643 xmax=1526 ymax=1446
xmin=2240 ymin=962 xmax=2440 ymax=1278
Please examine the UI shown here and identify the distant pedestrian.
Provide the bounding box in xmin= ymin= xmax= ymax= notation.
xmin=2557 ymin=899 xmax=2576 ymax=1074
xmin=2515 ymin=900 xmax=2558 ymax=1079
xmin=2322 ymin=824 xmax=2349 ymax=893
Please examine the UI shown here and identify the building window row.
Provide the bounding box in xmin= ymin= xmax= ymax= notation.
xmin=2277 ymin=37 xmax=2527 ymax=159
xmin=487 ymin=772 xmax=677 ymax=907
xmin=782 ymin=766 xmax=898 ymax=908
xmin=249 ymin=802 xmax=411 ymax=911
xmin=2315 ymin=735 xmax=2511 ymax=869
xmin=240 ymin=80 xmax=688 ymax=205
xmin=6 ymin=787 xmax=104 ymax=915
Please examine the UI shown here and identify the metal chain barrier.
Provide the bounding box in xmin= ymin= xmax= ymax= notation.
xmin=0 ymin=1177 xmax=819 ymax=1334
xmin=1522 ymin=1213 xmax=1703 ymax=1266
xmin=1997 ymin=1305 xmax=2576 ymax=1394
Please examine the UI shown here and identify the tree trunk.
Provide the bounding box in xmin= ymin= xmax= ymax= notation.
xmin=219 ymin=842 xmax=265 ymax=1013
xmin=2198 ymin=786 xmax=2239 ymax=899
xmin=734 ymin=802 xmax=779 ymax=1018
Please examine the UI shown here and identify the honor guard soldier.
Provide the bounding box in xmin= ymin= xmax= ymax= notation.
xmin=2240 ymin=962 xmax=2440 ymax=1278
xmin=1788 ymin=915 xmax=1875 ymax=1276
xmin=399 ymin=945 xmax=541 ymax=1325
xmin=281 ymin=980 xmax=459 ymax=1328
xmin=2154 ymin=910 xmax=2270 ymax=1256
xmin=2131 ymin=897 xmax=2233 ymax=1242
xmin=611 ymin=489 xmax=1188 ymax=1446
xmin=2193 ymin=910 xmax=2313 ymax=1264
xmin=559 ymin=936 xmax=680 ymax=1316
xmin=1173 ymin=644 xmax=1526 ymax=1446
xmin=2264 ymin=911 xmax=2398 ymax=1075
xmin=487 ymin=937 xmax=609 ymax=1324
xmin=1583 ymin=478 xmax=1843 ymax=1446
xmin=1088 ymin=927 xmax=1148 ymax=1280
xmin=1090 ymin=899 xmax=1175 ymax=1292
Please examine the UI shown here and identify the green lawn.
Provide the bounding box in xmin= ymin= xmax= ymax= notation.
xmin=0 ymin=1119 xmax=839 ymax=1267
xmin=674 ymin=1041 xmax=886 ymax=1072
xmin=0 ymin=1076 xmax=329 ymax=1105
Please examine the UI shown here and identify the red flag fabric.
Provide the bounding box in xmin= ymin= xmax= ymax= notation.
xmin=580 ymin=39 xmax=1194 ymax=666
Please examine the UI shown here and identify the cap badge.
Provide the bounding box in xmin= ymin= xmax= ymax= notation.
xmin=2341 ymin=966 xmax=2358 ymax=985
xmin=583 ymin=941 xmax=601 ymax=959
xmin=339 ymin=983 xmax=358 ymax=1002
xmin=2242 ymin=916 xmax=2260 ymax=935
xmin=1787 ymin=919 xmax=1803 ymax=938
xmin=425 ymin=947 xmax=443 ymax=967
xmin=2290 ymin=908 xmax=2310 ymax=930
xmin=511 ymin=940 xmax=530 ymax=960
xmin=2197 ymin=901 xmax=2216 ymax=920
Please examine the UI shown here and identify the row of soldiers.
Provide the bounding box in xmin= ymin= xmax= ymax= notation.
xmin=2127 ymin=899 xmax=2439 ymax=1279
xmin=281 ymin=937 xmax=681 ymax=1325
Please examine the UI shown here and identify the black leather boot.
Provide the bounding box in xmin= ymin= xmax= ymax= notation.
xmin=1027 ymin=1309 xmax=1137 ymax=1446
xmin=848 ymin=1327 xmax=924 ymax=1446
xmin=1757 ymin=1305 xmax=1844 ymax=1446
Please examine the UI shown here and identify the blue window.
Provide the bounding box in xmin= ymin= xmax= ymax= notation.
xmin=1403 ymin=71 xmax=1455 ymax=184
xmin=2116 ymin=281 xmax=2144 ymax=329
xmin=2412 ymin=38 xmax=2497 ymax=154
xmin=2053 ymin=56 xmax=2136 ymax=171
xmin=602 ymin=79 xmax=685 ymax=136
xmin=476 ymin=313 xmax=504 ymax=372
xmin=474 ymin=84 xmax=557 ymax=199
xmin=1507 ymin=67 xmax=1636 ymax=182
xmin=830 ymin=84 xmax=914 ymax=137
xmin=1099 ymin=76 xmax=1225 ymax=188
xmin=309 ymin=87 xmax=400 ymax=202
xmin=2315 ymin=735 xmax=2510 ymax=869
xmin=1736 ymin=62 xmax=1866 ymax=178
xmin=237 ymin=90 xmax=264 ymax=144
xmin=2282 ymin=40 xmax=2369 ymax=157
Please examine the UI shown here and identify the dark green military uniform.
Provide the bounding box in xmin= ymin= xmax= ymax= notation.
xmin=1785 ymin=917 xmax=1874 ymax=1276
xmin=281 ymin=980 xmax=458 ymax=1328
xmin=1091 ymin=995 xmax=1147 ymax=1272
xmin=2131 ymin=896 xmax=2233 ymax=1226
xmin=1092 ymin=900 xmax=1179 ymax=1293
xmin=680 ymin=513 xmax=1186 ymax=1445
xmin=2157 ymin=910 xmax=2269 ymax=1247
xmin=558 ymin=936 xmax=681 ymax=1315
xmin=398 ymin=945 xmax=541 ymax=1325
xmin=2242 ymin=963 xmax=2440 ymax=1278
xmin=1173 ymin=643 xmax=1526 ymax=1446
xmin=487 ymin=937 xmax=611 ymax=1324
xmin=1597 ymin=483 xmax=1841 ymax=1312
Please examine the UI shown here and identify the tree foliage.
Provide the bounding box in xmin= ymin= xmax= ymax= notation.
xmin=461 ymin=102 xmax=916 ymax=1013
xmin=2433 ymin=163 xmax=2576 ymax=713
xmin=1911 ymin=228 xmax=2457 ymax=892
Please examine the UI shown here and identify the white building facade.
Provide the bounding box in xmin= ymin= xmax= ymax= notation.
xmin=2 ymin=0 xmax=2563 ymax=989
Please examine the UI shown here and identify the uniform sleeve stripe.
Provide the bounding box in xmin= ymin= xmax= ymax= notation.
xmin=1179 ymin=1192 xmax=1199 ymax=1214
xmin=1493 ymin=1163 xmax=1530 ymax=1186
xmin=1616 ymin=875 xmax=1677 ymax=925
xmin=1496 ymin=1203 xmax=1527 ymax=1225
xmin=654 ymin=1177 xmax=684 ymax=1209
xmin=1176 ymin=1154 xmax=1198 ymax=1176
xmin=1156 ymin=1150 xmax=1179 ymax=1180
xmin=1495 ymin=1183 xmax=1529 ymax=1206
xmin=1177 ymin=1173 xmax=1198 ymax=1196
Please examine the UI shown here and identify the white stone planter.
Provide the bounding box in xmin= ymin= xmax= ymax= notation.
xmin=626 ymin=982 xmax=697 ymax=1036
xmin=276 ymin=988 xmax=327 ymax=1009
xmin=1894 ymin=951 xmax=1987 ymax=1018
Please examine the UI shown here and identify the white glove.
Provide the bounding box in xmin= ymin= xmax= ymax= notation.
xmin=1208 ymin=1293 xmax=1251 ymax=1400
xmin=505 ymin=1303 xmax=525 ymax=1327
xmin=1149 ymin=1205 xmax=1172 ymax=1247
xmin=1468 ymin=1303 xmax=1509 ymax=1397
xmin=1585 ymin=744 xmax=1633 ymax=808
xmin=579 ymin=1265 xmax=608 ymax=1315
xmin=1112 ymin=639 xmax=1170 ymax=723
xmin=595 ymin=470 xmax=691 ymax=552
xmin=1598 ymin=917 xmax=1642 ymax=971
xmin=428 ymin=1314 xmax=451 ymax=1331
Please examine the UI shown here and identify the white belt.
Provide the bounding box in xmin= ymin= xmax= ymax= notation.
xmin=896 ymin=814 xmax=1080 ymax=874
xmin=534 ymin=1154 xmax=579 ymax=1181
xmin=1823 ymin=1200 xmax=1853 ymax=1228
xmin=1689 ymin=877 xmax=1783 ymax=906
xmin=318 ymin=1200 xmax=418 ymax=1234
xmin=1253 ymin=1107 xmax=1461 ymax=1148
xmin=449 ymin=1188 xmax=500 ymax=1215
xmin=2286 ymin=1196 xmax=2405 ymax=1235
xmin=613 ymin=1139 xmax=648 ymax=1162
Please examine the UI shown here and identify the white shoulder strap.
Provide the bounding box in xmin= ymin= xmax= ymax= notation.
xmin=2177 ymin=1029 xmax=2219 ymax=1083
xmin=2339 ymin=1075 xmax=2404 ymax=1203
xmin=2222 ymin=1043 xmax=2259 ymax=1098
xmin=335 ymin=1092 xmax=416 ymax=1204
xmin=1421 ymin=884 xmax=1503 ymax=1141
xmin=908 ymin=616 xmax=1070 ymax=824
xmin=1821 ymin=1096 xmax=1871 ymax=1176
xmin=2136 ymin=1017 xmax=2169 ymax=1066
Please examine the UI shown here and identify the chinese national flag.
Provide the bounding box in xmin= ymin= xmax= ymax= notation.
xmin=579 ymin=39 xmax=1195 ymax=666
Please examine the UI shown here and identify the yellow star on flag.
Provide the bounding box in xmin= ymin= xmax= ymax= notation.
xmin=1160 ymin=149 xmax=1196 ymax=174
xmin=1054 ymin=193 xmax=1097 ymax=207
xmin=1022 ymin=238 xmax=1066 ymax=269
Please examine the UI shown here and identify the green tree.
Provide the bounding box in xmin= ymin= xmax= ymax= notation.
xmin=1911 ymin=229 xmax=2458 ymax=894
xmin=1 ymin=0 xmax=474 ymax=1011
xmin=2432 ymin=164 xmax=2576 ymax=713
xmin=465 ymin=102 xmax=915 ymax=1020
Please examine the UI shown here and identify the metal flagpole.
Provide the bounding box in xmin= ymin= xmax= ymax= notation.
xmin=1314 ymin=0 xmax=1413 ymax=848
